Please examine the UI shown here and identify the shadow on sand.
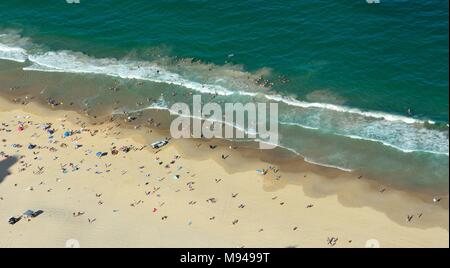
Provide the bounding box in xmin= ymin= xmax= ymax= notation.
xmin=0 ymin=156 xmax=18 ymax=184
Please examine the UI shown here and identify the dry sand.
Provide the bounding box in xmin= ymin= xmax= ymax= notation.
xmin=0 ymin=98 xmax=448 ymax=248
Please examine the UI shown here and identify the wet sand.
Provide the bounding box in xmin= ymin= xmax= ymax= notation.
xmin=0 ymin=97 xmax=448 ymax=248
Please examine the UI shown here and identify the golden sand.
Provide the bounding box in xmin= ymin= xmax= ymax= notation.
xmin=0 ymin=98 xmax=448 ymax=248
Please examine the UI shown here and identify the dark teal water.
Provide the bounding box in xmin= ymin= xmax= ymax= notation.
xmin=0 ymin=0 xmax=448 ymax=190
xmin=1 ymin=0 xmax=448 ymax=121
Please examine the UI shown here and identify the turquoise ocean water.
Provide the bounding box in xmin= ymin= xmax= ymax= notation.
xmin=0 ymin=0 xmax=448 ymax=191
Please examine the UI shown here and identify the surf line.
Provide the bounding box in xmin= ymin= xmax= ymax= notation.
xmin=169 ymin=95 xmax=279 ymax=149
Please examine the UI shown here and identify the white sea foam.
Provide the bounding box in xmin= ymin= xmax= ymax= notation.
xmin=24 ymin=50 xmax=448 ymax=156
xmin=343 ymin=133 xmax=449 ymax=156
xmin=1 ymin=37 xmax=448 ymax=157
xmin=0 ymin=43 xmax=28 ymax=62
xmin=24 ymin=51 xmax=235 ymax=96
xmin=112 ymin=96 xmax=170 ymax=115
xmin=265 ymin=94 xmax=430 ymax=125
xmin=303 ymin=157 xmax=354 ymax=172
xmin=279 ymin=121 xmax=320 ymax=130
xmin=280 ymin=120 xmax=449 ymax=155
xmin=0 ymin=40 xmax=438 ymax=125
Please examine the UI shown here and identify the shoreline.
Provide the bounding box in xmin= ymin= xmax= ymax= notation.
xmin=0 ymin=97 xmax=448 ymax=247
xmin=0 ymin=58 xmax=448 ymax=195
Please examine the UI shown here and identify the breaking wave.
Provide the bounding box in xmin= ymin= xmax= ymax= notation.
xmin=1 ymin=32 xmax=449 ymax=158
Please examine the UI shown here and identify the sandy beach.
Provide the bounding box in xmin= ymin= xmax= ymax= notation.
xmin=0 ymin=97 xmax=448 ymax=248
xmin=1 ymin=1 xmax=448 ymax=251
